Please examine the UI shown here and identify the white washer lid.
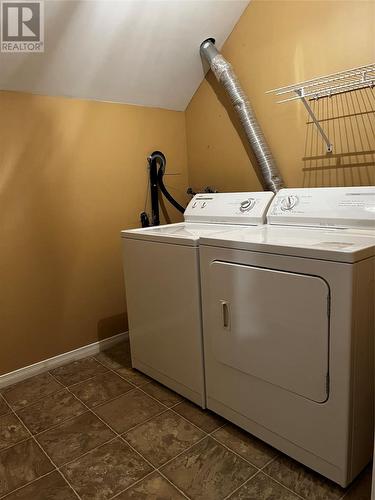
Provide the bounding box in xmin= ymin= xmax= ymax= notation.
xmin=121 ymin=191 xmax=274 ymax=245
xmin=200 ymin=225 xmax=375 ymax=263
xmin=121 ymin=222 xmax=251 ymax=246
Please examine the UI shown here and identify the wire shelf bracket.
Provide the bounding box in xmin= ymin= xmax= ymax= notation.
xmin=267 ymin=63 xmax=375 ymax=153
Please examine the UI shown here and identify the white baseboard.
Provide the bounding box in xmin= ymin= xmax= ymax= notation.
xmin=0 ymin=331 xmax=129 ymax=389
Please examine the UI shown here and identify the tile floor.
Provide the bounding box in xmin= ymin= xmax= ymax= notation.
xmin=0 ymin=340 xmax=372 ymax=500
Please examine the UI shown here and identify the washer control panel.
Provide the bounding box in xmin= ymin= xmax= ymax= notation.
xmin=268 ymin=187 xmax=375 ymax=228
xmin=184 ymin=192 xmax=274 ymax=225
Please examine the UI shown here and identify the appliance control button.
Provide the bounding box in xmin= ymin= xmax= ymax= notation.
xmin=192 ymin=202 xmax=197 ymax=208
xmin=280 ymin=195 xmax=299 ymax=211
xmin=201 ymin=202 xmax=207 ymax=208
xmin=240 ymin=198 xmax=255 ymax=212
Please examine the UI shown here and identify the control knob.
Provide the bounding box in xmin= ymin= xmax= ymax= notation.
xmin=240 ymin=198 xmax=256 ymax=212
xmin=280 ymin=195 xmax=298 ymax=211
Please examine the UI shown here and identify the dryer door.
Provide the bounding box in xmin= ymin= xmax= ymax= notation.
xmin=208 ymin=262 xmax=330 ymax=402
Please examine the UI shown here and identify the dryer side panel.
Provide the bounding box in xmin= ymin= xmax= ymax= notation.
xmin=208 ymin=261 xmax=330 ymax=403
xmin=350 ymin=257 xmax=375 ymax=478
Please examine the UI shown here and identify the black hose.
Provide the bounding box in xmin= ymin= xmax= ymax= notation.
xmin=147 ymin=151 xmax=185 ymax=223
xmin=157 ymin=167 xmax=185 ymax=214
xmin=140 ymin=212 xmax=150 ymax=228
xmin=148 ymin=152 xmax=164 ymax=226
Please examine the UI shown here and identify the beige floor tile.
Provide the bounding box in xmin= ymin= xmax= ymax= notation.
xmin=124 ymin=410 xmax=204 ymax=467
xmin=116 ymin=367 xmax=151 ymax=386
xmin=0 ymin=414 xmax=29 ymax=451
xmin=70 ymin=371 xmax=133 ymax=408
xmin=17 ymin=389 xmax=86 ymax=434
xmin=36 ymin=411 xmax=114 ymax=466
xmin=161 ymin=436 xmax=256 ymax=500
xmin=141 ymin=381 xmax=183 ymax=407
xmin=50 ymin=358 xmax=108 ymax=386
xmin=95 ymin=342 xmax=132 ymax=371
xmin=3 ymin=352 xmax=366 ymax=500
xmin=94 ymin=389 xmax=164 ymax=434
xmin=212 ymin=423 xmax=277 ymax=468
xmin=1 ymin=373 xmax=62 ymax=410
xmin=4 ymin=471 xmax=77 ymax=499
xmin=0 ymin=439 xmax=54 ymax=497
xmin=97 ymin=340 xmax=148 ymax=386
xmin=229 ymin=472 xmax=300 ymax=499
xmin=117 ymin=472 xmax=186 ymax=499
xmin=264 ymin=454 xmax=346 ymax=500
xmin=174 ymin=400 xmax=224 ymax=433
xmin=61 ymin=437 xmax=152 ymax=500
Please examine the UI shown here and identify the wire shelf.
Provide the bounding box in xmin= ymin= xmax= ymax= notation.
xmin=266 ymin=64 xmax=375 ymax=153
xmin=267 ymin=64 xmax=375 ymax=103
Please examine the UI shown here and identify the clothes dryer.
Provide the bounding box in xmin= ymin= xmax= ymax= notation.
xmin=199 ymin=187 xmax=375 ymax=485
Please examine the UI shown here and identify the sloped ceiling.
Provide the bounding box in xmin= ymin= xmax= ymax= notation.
xmin=0 ymin=0 xmax=249 ymax=110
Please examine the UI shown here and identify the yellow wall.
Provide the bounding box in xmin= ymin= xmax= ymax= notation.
xmin=186 ymin=0 xmax=375 ymax=191
xmin=1 ymin=0 xmax=374 ymax=376
xmin=0 ymin=91 xmax=188 ymax=375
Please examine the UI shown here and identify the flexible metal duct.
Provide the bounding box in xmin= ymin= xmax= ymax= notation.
xmin=200 ymin=39 xmax=284 ymax=193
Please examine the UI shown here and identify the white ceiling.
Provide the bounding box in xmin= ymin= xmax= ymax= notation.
xmin=0 ymin=0 xmax=249 ymax=110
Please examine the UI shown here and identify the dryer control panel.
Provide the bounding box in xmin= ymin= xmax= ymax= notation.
xmin=184 ymin=192 xmax=274 ymax=225
xmin=268 ymin=187 xmax=375 ymax=228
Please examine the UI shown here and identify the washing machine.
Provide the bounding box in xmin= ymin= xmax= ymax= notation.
xmin=199 ymin=186 xmax=375 ymax=486
xmin=121 ymin=192 xmax=274 ymax=407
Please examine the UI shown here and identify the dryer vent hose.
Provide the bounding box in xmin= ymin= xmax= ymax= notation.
xmin=200 ymin=38 xmax=285 ymax=193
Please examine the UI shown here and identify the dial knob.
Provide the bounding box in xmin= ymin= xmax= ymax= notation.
xmin=280 ymin=195 xmax=298 ymax=211
xmin=240 ymin=198 xmax=256 ymax=212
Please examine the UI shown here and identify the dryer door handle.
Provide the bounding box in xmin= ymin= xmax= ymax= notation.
xmin=220 ymin=300 xmax=231 ymax=330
